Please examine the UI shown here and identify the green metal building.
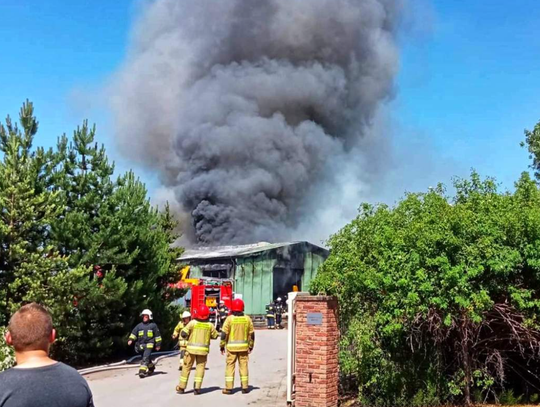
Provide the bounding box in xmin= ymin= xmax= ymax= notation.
xmin=178 ymin=241 xmax=329 ymax=315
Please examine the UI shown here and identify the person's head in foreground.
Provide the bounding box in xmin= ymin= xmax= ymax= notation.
xmin=5 ymin=302 xmax=55 ymax=360
xmin=0 ymin=303 xmax=94 ymax=407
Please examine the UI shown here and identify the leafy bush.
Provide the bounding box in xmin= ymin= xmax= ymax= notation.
xmin=0 ymin=327 xmax=15 ymax=372
xmin=312 ymin=172 xmax=540 ymax=405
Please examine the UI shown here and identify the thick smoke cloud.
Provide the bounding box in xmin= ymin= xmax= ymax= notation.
xmin=111 ymin=0 xmax=401 ymax=245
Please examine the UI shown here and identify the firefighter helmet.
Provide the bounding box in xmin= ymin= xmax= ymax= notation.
xmin=140 ymin=309 xmax=153 ymax=320
xmin=181 ymin=311 xmax=191 ymax=319
xmin=197 ymin=305 xmax=210 ymax=320
xmin=232 ymin=298 xmax=245 ymax=312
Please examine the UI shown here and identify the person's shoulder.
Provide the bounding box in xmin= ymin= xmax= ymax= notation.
xmin=55 ymin=363 xmax=85 ymax=378
xmin=0 ymin=367 xmax=16 ymax=380
xmin=55 ymin=362 xmax=78 ymax=372
xmin=0 ymin=363 xmax=83 ymax=381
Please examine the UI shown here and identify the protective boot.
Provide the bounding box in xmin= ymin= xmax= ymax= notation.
xmin=222 ymin=389 xmax=232 ymax=395
xmin=176 ymin=386 xmax=184 ymax=394
xmin=194 ymin=389 xmax=201 ymax=395
xmin=242 ymin=388 xmax=249 ymax=394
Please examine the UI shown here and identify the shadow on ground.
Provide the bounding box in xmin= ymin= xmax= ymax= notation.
xmin=180 ymin=386 xmax=221 ymax=395
xmin=231 ymin=386 xmax=261 ymax=394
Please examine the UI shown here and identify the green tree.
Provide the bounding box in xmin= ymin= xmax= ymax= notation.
xmin=312 ymin=172 xmax=540 ymax=406
xmin=0 ymin=101 xmax=183 ymax=367
xmin=48 ymin=119 xmax=184 ymax=363
xmin=0 ymin=101 xmax=86 ymax=326
xmin=522 ymin=119 xmax=540 ymax=181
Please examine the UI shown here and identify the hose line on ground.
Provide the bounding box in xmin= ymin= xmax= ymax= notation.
xmin=79 ymin=351 xmax=180 ymax=375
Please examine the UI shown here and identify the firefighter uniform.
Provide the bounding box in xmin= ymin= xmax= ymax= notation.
xmin=129 ymin=321 xmax=162 ymax=376
xmin=173 ymin=321 xmax=188 ymax=366
xmin=217 ymin=304 xmax=229 ymax=331
xmin=274 ymin=299 xmax=284 ymax=329
xmin=177 ymin=319 xmax=219 ymax=392
xmin=220 ymin=313 xmax=255 ymax=391
xmin=266 ymin=303 xmax=276 ymax=329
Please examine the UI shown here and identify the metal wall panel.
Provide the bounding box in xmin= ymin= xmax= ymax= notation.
xmin=301 ymin=252 xmax=325 ymax=293
xmin=235 ymin=256 xmax=275 ymax=315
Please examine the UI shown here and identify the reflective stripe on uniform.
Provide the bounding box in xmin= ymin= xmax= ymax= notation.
xmin=155 ymin=336 xmax=162 ymax=342
xmin=194 ymin=377 xmax=203 ymax=382
xmin=179 ymin=376 xmax=188 ymax=382
xmin=187 ymin=344 xmax=209 ymax=353
xmin=225 ymin=376 xmax=234 ymax=381
xmin=227 ymin=340 xmax=249 ymax=350
xmin=129 ymin=334 xmax=137 ymax=340
xmin=227 ymin=340 xmax=249 ymax=351
xmin=147 ymin=330 xmax=153 ymax=338
xmin=139 ymin=366 xmax=148 ymax=371
xmin=147 ymin=343 xmax=154 ymax=349
xmin=138 ymin=330 xmax=144 ymax=336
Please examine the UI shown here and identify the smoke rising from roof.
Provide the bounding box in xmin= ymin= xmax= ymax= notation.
xmin=111 ymin=0 xmax=401 ymax=245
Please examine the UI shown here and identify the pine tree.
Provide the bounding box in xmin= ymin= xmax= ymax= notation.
xmin=0 ymin=101 xmax=183 ymax=366
xmin=49 ymin=121 xmax=183 ymax=362
xmin=0 ymin=101 xmax=85 ymax=327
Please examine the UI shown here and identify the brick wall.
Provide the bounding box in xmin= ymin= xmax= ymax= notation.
xmin=294 ymin=295 xmax=339 ymax=407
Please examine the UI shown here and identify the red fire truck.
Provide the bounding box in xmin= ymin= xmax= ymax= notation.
xmin=189 ymin=278 xmax=234 ymax=314
xmin=170 ymin=266 xmax=234 ymax=321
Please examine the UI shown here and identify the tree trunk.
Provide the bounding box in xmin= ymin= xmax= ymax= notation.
xmin=461 ymin=317 xmax=472 ymax=406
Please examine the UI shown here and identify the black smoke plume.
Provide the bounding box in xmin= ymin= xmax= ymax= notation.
xmin=111 ymin=0 xmax=401 ymax=244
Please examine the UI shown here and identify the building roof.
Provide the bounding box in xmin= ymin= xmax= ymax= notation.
xmin=178 ymin=241 xmax=328 ymax=261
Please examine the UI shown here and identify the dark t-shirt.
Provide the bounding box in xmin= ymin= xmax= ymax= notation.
xmin=0 ymin=362 xmax=94 ymax=407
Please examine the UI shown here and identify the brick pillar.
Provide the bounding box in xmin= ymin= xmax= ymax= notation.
xmin=294 ymin=295 xmax=339 ymax=407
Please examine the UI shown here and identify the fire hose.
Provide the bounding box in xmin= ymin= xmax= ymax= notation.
xmin=78 ymin=350 xmax=180 ymax=376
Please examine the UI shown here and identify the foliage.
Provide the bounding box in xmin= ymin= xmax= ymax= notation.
xmin=312 ymin=172 xmax=540 ymax=406
xmin=522 ymin=119 xmax=540 ymax=181
xmin=498 ymin=389 xmax=523 ymax=405
xmin=0 ymin=101 xmax=183 ymax=367
xmin=0 ymin=327 xmax=15 ymax=371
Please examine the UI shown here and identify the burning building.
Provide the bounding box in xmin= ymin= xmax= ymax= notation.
xmin=178 ymin=241 xmax=329 ymax=315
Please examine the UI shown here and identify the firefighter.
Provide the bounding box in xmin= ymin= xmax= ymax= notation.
xmin=217 ymin=300 xmax=229 ymax=331
xmin=274 ymin=297 xmax=284 ymax=329
xmin=176 ymin=304 xmax=219 ymax=395
xmin=220 ymin=298 xmax=255 ymax=395
xmin=172 ymin=311 xmax=192 ymax=369
xmin=266 ymin=301 xmax=276 ymax=329
xmin=127 ymin=309 xmax=162 ymax=378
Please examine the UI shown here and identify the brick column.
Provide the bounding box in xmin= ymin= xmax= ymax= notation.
xmin=294 ymin=295 xmax=339 ymax=407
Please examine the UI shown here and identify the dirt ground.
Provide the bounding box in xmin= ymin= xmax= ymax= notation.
xmin=84 ymin=328 xmax=288 ymax=406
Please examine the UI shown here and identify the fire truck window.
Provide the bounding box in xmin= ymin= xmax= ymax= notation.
xmin=202 ymin=269 xmax=227 ymax=279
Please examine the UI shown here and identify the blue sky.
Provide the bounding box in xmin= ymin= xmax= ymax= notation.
xmin=0 ymin=0 xmax=539 ymax=200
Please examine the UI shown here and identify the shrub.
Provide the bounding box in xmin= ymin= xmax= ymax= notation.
xmin=312 ymin=172 xmax=540 ymax=405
